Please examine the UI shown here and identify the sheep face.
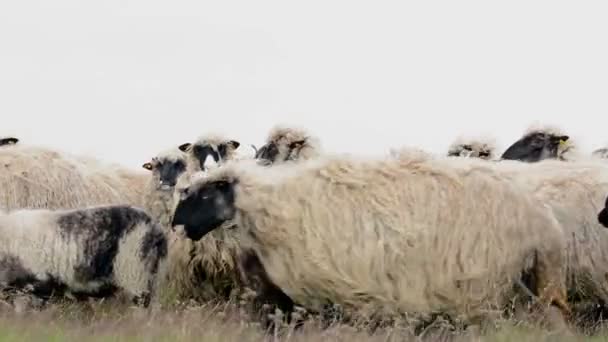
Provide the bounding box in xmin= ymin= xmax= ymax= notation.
xmin=255 ymin=140 xmax=306 ymax=165
xmin=0 ymin=137 xmax=18 ymax=146
xmin=599 ymin=195 xmax=608 ymax=228
xmin=501 ymin=132 xmax=569 ymax=162
xmin=592 ymin=148 xmax=608 ymax=159
xmin=447 ymin=144 xmax=491 ymax=159
xmin=179 ymin=141 xmax=240 ymax=171
xmin=142 ymin=157 xmax=187 ymax=191
xmin=171 ymin=179 xmax=236 ymax=241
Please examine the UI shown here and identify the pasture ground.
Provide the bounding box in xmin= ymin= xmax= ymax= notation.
xmin=0 ymin=296 xmax=606 ymax=342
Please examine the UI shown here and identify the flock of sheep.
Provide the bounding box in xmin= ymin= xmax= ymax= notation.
xmin=2 ymin=123 xmax=608 ymax=334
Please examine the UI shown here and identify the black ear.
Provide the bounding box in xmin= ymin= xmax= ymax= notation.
xmin=0 ymin=137 xmax=18 ymax=145
xmin=227 ymin=140 xmax=240 ymax=150
xmin=178 ymin=143 xmax=192 ymax=152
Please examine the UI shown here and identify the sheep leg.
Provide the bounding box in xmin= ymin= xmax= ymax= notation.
xmin=532 ymin=250 xmax=571 ymax=320
xmin=238 ymin=251 xmax=297 ymax=328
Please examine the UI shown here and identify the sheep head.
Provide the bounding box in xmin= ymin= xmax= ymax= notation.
xmin=143 ymin=150 xmax=188 ymax=191
xmin=501 ymin=131 xmax=569 ymax=163
xmin=172 ymin=175 xmax=238 ymax=241
xmin=179 ymin=135 xmax=240 ymax=172
xmin=599 ymin=195 xmax=608 ymax=228
xmin=0 ymin=137 xmax=18 ymax=146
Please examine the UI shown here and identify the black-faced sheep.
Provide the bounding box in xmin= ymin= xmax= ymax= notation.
xmin=0 ymin=144 xmax=147 ymax=211
xmin=172 ymin=155 xmax=570 ymax=325
xmin=141 ymin=148 xmax=243 ymax=304
xmin=255 ymin=125 xmax=321 ymax=165
xmin=0 ymin=205 xmax=167 ymax=307
xmin=178 ymin=134 xmax=241 ymax=173
xmin=597 ymin=195 xmax=608 ymax=228
xmin=0 ymin=137 xmax=18 ymax=146
xmin=446 ymin=136 xmax=496 ymax=160
xmin=501 ymin=124 xmax=573 ymax=162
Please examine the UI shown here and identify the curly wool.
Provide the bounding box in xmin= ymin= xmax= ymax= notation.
xmin=196 ymin=154 xmax=567 ymax=322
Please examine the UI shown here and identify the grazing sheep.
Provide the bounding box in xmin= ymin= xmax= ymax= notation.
xmin=446 ymin=135 xmax=497 ymax=160
xmin=0 ymin=137 xmax=18 ymax=146
xmin=599 ymin=195 xmax=608 ymax=228
xmin=178 ymin=134 xmax=241 ymax=173
xmin=255 ymin=125 xmax=321 ymax=165
xmin=0 ymin=144 xmax=146 ymax=211
xmin=592 ymin=147 xmax=608 ymax=160
xmin=501 ymin=124 xmax=574 ymax=162
xmin=172 ymin=155 xmax=570 ymax=325
xmin=493 ymin=158 xmax=608 ymax=313
xmin=0 ymin=205 xmax=167 ymax=307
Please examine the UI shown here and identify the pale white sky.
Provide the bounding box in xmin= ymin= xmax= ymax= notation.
xmin=2 ymin=0 xmax=607 ymax=169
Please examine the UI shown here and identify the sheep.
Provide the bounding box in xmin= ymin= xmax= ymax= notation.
xmin=178 ymin=134 xmax=241 ymax=173
xmin=141 ymin=148 xmax=189 ymax=229
xmin=0 ymin=144 xmax=146 ymax=211
xmin=0 ymin=137 xmax=18 ymax=146
xmin=255 ymin=125 xmax=321 ymax=165
xmin=446 ymin=135 xmax=497 ymax=160
xmin=599 ymin=195 xmax=608 ymax=228
xmin=491 ymin=158 xmax=608 ymax=317
xmin=140 ymin=148 xmax=243 ymax=304
xmin=171 ymin=154 xmax=571 ymax=326
xmin=501 ymin=123 xmax=575 ymax=162
xmin=592 ymin=147 xmax=608 ymax=160
xmin=0 ymin=204 xmax=167 ymax=307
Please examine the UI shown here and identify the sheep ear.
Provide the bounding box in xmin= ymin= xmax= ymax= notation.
xmin=142 ymin=162 xmax=153 ymax=170
xmin=227 ymin=140 xmax=240 ymax=150
xmin=178 ymin=143 xmax=192 ymax=152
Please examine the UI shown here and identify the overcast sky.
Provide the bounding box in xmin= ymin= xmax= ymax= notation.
xmin=2 ymin=0 xmax=607 ymax=169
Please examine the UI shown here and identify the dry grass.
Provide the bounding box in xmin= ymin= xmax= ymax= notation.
xmin=0 ymin=296 xmax=606 ymax=342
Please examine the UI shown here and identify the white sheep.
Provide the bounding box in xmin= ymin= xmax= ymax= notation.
xmin=0 ymin=205 xmax=167 ymax=307
xmin=0 ymin=143 xmax=146 ymax=211
xmin=492 ymin=158 xmax=608 ymax=310
xmin=171 ymin=154 xmax=570 ymax=325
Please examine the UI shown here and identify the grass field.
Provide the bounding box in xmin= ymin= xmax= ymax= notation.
xmin=0 ymin=296 xmax=605 ymax=342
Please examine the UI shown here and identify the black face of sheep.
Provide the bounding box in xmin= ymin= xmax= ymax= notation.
xmin=171 ymin=180 xmax=237 ymax=241
xmin=142 ymin=158 xmax=187 ymax=190
xmin=0 ymin=137 xmax=18 ymax=146
xmin=501 ymin=132 xmax=569 ymax=162
xmin=599 ymin=195 xmax=608 ymax=228
xmin=255 ymin=142 xmax=278 ymax=165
